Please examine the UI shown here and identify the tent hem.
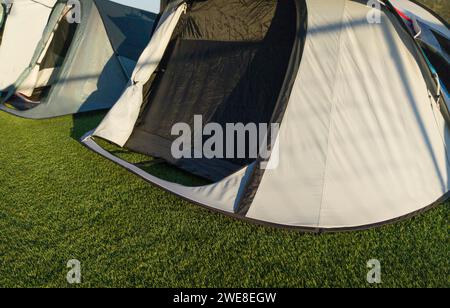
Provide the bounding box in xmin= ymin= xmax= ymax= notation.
xmin=81 ymin=132 xmax=448 ymax=233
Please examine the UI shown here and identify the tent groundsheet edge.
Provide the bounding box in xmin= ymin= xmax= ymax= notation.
xmin=80 ymin=132 xmax=450 ymax=232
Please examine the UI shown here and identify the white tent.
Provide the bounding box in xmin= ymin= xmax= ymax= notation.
xmin=0 ymin=0 xmax=57 ymax=91
xmin=83 ymin=0 xmax=450 ymax=231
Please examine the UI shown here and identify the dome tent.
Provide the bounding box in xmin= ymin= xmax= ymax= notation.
xmin=0 ymin=0 xmax=59 ymax=92
xmin=0 ymin=0 xmax=157 ymax=119
xmin=82 ymin=0 xmax=450 ymax=231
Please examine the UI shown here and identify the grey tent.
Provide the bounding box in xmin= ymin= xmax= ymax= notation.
xmin=83 ymin=0 xmax=450 ymax=231
xmin=0 ymin=0 xmax=157 ymax=119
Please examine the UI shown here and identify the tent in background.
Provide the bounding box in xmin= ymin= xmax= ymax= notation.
xmin=83 ymin=0 xmax=450 ymax=231
xmin=0 ymin=0 xmax=58 ymax=92
xmin=0 ymin=0 xmax=157 ymax=119
xmin=391 ymin=0 xmax=450 ymax=109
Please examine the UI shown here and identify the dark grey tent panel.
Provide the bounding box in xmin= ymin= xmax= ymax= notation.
xmin=95 ymin=0 xmax=157 ymax=63
xmin=125 ymin=0 xmax=305 ymax=181
xmin=420 ymin=31 xmax=450 ymax=90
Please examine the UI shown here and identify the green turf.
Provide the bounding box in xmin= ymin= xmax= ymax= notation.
xmin=1 ymin=0 xmax=449 ymax=288
xmin=0 ymin=111 xmax=448 ymax=288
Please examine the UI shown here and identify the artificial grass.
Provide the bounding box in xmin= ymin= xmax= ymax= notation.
xmin=0 ymin=111 xmax=448 ymax=288
xmin=1 ymin=0 xmax=449 ymax=288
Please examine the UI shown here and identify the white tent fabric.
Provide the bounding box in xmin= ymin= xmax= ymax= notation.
xmin=0 ymin=0 xmax=57 ymax=90
xmin=83 ymin=0 xmax=450 ymax=231
xmin=93 ymin=2 xmax=188 ymax=146
xmin=246 ymin=0 xmax=450 ymax=228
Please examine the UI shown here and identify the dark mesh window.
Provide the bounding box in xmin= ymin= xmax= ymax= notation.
xmin=9 ymin=11 xmax=78 ymax=109
xmin=39 ymin=16 xmax=78 ymax=70
xmin=23 ymin=14 xmax=78 ymax=103
xmin=125 ymin=0 xmax=302 ymax=181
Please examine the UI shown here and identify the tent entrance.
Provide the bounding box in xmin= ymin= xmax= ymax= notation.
xmin=125 ymin=0 xmax=298 ymax=182
xmin=7 ymin=7 xmax=78 ymax=110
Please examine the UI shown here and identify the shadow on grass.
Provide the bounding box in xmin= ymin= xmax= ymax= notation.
xmin=71 ymin=111 xmax=210 ymax=187
xmin=70 ymin=110 xmax=107 ymax=140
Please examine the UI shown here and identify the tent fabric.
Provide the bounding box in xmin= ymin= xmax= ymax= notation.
xmin=17 ymin=5 xmax=77 ymax=98
xmin=0 ymin=0 xmax=157 ymax=119
xmin=93 ymin=3 xmax=189 ymax=145
xmin=390 ymin=0 xmax=450 ymax=110
xmin=124 ymin=0 xmax=299 ymax=181
xmin=39 ymin=12 xmax=78 ymax=71
xmin=83 ymin=0 xmax=450 ymax=231
xmin=83 ymin=130 xmax=255 ymax=214
xmin=0 ymin=0 xmax=57 ymax=90
xmin=9 ymin=2 xmax=67 ymax=98
xmin=390 ymin=0 xmax=449 ymax=35
xmin=95 ymin=0 xmax=158 ymax=63
xmin=418 ymin=24 xmax=450 ymax=98
xmin=245 ymin=0 xmax=450 ymax=228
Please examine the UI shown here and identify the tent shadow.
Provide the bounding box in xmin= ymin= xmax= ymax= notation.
xmin=70 ymin=110 xmax=106 ymax=141
xmin=71 ymin=104 xmax=210 ymax=188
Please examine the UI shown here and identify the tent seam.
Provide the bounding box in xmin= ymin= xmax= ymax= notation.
xmin=93 ymin=0 xmax=132 ymax=80
xmin=316 ymin=0 xmax=347 ymax=227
